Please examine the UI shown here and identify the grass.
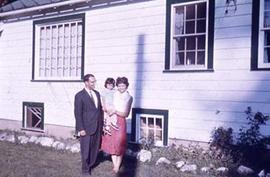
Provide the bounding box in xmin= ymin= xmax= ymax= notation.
xmin=0 ymin=140 xmax=266 ymax=177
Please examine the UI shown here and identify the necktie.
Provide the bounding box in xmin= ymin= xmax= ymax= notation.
xmin=89 ymin=91 xmax=96 ymax=107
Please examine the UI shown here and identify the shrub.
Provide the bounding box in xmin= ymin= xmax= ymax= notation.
xmin=237 ymin=107 xmax=269 ymax=148
xmin=210 ymin=107 xmax=270 ymax=170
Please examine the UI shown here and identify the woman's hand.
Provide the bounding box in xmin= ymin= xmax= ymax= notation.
xmin=108 ymin=108 xmax=116 ymax=116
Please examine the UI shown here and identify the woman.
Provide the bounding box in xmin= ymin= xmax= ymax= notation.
xmin=101 ymin=77 xmax=133 ymax=173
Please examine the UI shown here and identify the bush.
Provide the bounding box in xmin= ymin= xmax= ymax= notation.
xmin=210 ymin=127 xmax=233 ymax=155
xmin=210 ymin=107 xmax=270 ymax=170
xmin=237 ymin=107 xmax=269 ymax=148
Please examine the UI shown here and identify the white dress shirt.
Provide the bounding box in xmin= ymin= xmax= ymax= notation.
xmin=85 ymin=88 xmax=98 ymax=108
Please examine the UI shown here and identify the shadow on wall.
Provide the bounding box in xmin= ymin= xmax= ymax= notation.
xmin=126 ymin=34 xmax=145 ymax=141
xmin=122 ymin=34 xmax=145 ymax=177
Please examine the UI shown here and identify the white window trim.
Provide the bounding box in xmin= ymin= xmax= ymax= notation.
xmin=34 ymin=18 xmax=83 ymax=81
xmin=170 ymin=0 xmax=209 ymax=70
xmin=258 ymin=0 xmax=270 ymax=68
xmin=135 ymin=113 xmax=164 ymax=146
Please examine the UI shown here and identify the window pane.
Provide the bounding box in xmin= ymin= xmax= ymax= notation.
xmin=26 ymin=107 xmax=42 ymax=129
xmin=175 ymin=37 xmax=185 ymax=51
xmin=39 ymin=60 xmax=45 ymax=77
xmin=186 ymin=52 xmax=195 ymax=65
xmin=197 ymin=3 xmax=206 ymax=18
xmin=186 ymin=4 xmax=195 ymax=19
xmin=140 ymin=117 xmax=146 ymax=127
xmin=264 ymin=47 xmax=270 ymax=63
xmin=175 ymin=52 xmax=184 ymax=65
xmin=148 ymin=117 xmax=154 ymax=128
xmin=197 ymin=35 xmax=205 ymax=49
xmin=149 ymin=129 xmax=155 ymax=140
xmin=175 ymin=6 xmax=184 ymax=35
xmin=156 ymin=118 xmax=162 ymax=129
xmin=197 ymin=51 xmax=205 ymax=65
xmin=197 ymin=19 xmax=206 ymax=33
xmin=156 ymin=130 xmax=162 ymax=141
xmin=186 ymin=21 xmax=195 ymax=34
xmin=187 ymin=36 xmax=196 ymax=50
xmin=264 ymin=11 xmax=270 ymax=27
xmin=264 ymin=30 xmax=270 ymax=46
xmin=265 ymin=0 xmax=270 ymax=10
xmin=140 ymin=128 xmax=147 ymax=138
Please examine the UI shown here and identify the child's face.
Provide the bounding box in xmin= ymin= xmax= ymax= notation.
xmin=106 ymin=83 xmax=114 ymax=90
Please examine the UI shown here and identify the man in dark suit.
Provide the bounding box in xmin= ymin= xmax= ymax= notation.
xmin=74 ymin=74 xmax=103 ymax=176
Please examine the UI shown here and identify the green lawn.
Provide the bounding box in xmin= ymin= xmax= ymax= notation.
xmin=0 ymin=140 xmax=256 ymax=177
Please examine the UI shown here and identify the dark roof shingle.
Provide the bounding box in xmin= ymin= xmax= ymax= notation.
xmin=0 ymin=0 xmax=67 ymax=13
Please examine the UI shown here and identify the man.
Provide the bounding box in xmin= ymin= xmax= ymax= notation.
xmin=74 ymin=74 xmax=103 ymax=176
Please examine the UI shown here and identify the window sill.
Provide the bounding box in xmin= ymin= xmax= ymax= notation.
xmin=21 ymin=128 xmax=45 ymax=133
xmin=251 ymin=68 xmax=270 ymax=71
xmin=31 ymin=79 xmax=83 ymax=82
xmin=163 ymin=69 xmax=214 ymax=73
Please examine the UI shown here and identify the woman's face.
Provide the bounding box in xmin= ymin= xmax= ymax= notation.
xmin=117 ymin=83 xmax=127 ymax=93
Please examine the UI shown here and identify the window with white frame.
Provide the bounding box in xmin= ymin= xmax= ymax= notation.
xmin=22 ymin=102 xmax=44 ymax=132
xmin=33 ymin=14 xmax=85 ymax=81
xmin=132 ymin=108 xmax=168 ymax=146
xmin=258 ymin=0 xmax=270 ymax=68
xmin=137 ymin=114 xmax=164 ymax=146
xmin=164 ymin=0 xmax=214 ymax=72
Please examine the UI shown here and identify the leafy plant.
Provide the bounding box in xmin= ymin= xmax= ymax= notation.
xmin=210 ymin=127 xmax=233 ymax=150
xmin=210 ymin=107 xmax=270 ymax=169
xmin=237 ymin=106 xmax=269 ymax=148
xmin=139 ymin=135 xmax=155 ymax=150
xmin=209 ymin=126 xmax=236 ymax=165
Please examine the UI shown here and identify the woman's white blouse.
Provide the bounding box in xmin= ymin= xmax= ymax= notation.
xmin=113 ymin=91 xmax=131 ymax=114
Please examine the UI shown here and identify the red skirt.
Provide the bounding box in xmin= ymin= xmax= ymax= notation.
xmin=101 ymin=116 xmax=127 ymax=155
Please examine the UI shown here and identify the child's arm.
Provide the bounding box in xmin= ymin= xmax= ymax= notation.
xmin=101 ymin=97 xmax=108 ymax=112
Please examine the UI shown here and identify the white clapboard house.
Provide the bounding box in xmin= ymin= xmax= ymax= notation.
xmin=0 ymin=0 xmax=269 ymax=146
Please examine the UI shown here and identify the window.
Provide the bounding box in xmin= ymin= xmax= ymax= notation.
xmin=22 ymin=102 xmax=44 ymax=132
xmin=32 ymin=14 xmax=85 ymax=81
xmin=164 ymin=0 xmax=214 ymax=72
xmin=251 ymin=0 xmax=270 ymax=70
xmin=131 ymin=108 xmax=168 ymax=146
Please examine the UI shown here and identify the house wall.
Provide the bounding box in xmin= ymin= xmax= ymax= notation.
xmin=0 ymin=0 xmax=269 ymax=142
xmin=0 ymin=20 xmax=81 ymax=133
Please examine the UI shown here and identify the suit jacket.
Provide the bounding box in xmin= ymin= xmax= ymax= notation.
xmin=74 ymin=88 xmax=103 ymax=135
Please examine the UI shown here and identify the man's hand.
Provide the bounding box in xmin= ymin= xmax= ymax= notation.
xmin=79 ymin=130 xmax=86 ymax=136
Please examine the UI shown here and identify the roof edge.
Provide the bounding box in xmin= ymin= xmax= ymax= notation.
xmin=0 ymin=0 xmax=89 ymax=18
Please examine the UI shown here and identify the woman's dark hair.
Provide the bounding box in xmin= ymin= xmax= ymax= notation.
xmin=116 ymin=77 xmax=129 ymax=87
xmin=104 ymin=77 xmax=115 ymax=88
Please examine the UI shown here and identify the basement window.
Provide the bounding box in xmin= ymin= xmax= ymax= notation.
xmin=22 ymin=102 xmax=44 ymax=132
xmin=132 ymin=108 xmax=168 ymax=146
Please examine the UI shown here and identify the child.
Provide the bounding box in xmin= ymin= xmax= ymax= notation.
xmin=101 ymin=78 xmax=119 ymax=136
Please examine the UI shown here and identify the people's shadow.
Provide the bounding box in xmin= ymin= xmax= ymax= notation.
xmin=116 ymin=143 xmax=140 ymax=177
xmin=92 ymin=151 xmax=110 ymax=168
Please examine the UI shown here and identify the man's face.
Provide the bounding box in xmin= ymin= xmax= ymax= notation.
xmin=85 ymin=76 xmax=96 ymax=90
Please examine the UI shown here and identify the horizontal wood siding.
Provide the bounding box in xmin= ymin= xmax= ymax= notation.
xmin=0 ymin=20 xmax=82 ymax=127
xmin=0 ymin=0 xmax=269 ymax=142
